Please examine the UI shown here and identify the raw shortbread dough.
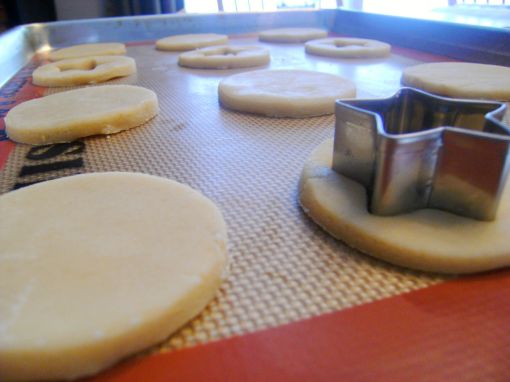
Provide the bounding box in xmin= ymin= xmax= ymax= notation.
xmin=218 ymin=69 xmax=356 ymax=118
xmin=178 ymin=45 xmax=270 ymax=69
xmin=258 ymin=27 xmax=327 ymax=43
xmin=0 ymin=172 xmax=228 ymax=382
xmin=401 ymin=62 xmax=510 ymax=100
xmin=156 ymin=33 xmax=228 ymax=51
xmin=5 ymin=84 xmax=158 ymax=145
xmin=32 ymin=56 xmax=136 ymax=87
xmin=48 ymin=43 xmax=126 ymax=61
xmin=299 ymin=139 xmax=510 ymax=274
xmin=305 ymin=37 xmax=391 ymax=58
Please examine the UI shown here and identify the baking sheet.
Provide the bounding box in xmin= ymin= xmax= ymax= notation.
xmin=0 ymin=35 xmax=448 ymax=354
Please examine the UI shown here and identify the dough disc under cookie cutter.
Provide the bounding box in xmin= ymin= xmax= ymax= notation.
xmin=32 ymin=56 xmax=136 ymax=87
xmin=299 ymin=87 xmax=510 ymax=274
xmin=178 ymin=45 xmax=270 ymax=69
xmin=305 ymin=37 xmax=391 ymax=58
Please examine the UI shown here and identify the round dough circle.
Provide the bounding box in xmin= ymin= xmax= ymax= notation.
xmin=305 ymin=37 xmax=391 ymax=58
xmin=156 ymin=33 xmax=228 ymax=51
xmin=5 ymin=84 xmax=158 ymax=145
xmin=401 ymin=62 xmax=510 ymax=101
xmin=0 ymin=172 xmax=228 ymax=381
xmin=299 ymin=139 xmax=510 ymax=274
xmin=178 ymin=45 xmax=270 ymax=69
xmin=258 ymin=27 xmax=327 ymax=43
xmin=32 ymin=56 xmax=136 ymax=87
xmin=218 ymin=69 xmax=356 ymax=118
xmin=48 ymin=43 xmax=126 ymax=61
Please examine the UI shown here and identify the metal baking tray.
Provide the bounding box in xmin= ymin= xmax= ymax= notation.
xmin=1 ymin=8 xmax=510 ymax=87
xmin=1 ymin=9 xmax=509 ymax=380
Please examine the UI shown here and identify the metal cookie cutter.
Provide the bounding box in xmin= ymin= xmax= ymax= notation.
xmin=332 ymin=87 xmax=510 ymax=221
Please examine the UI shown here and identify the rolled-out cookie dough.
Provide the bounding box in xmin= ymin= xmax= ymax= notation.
xmin=305 ymin=37 xmax=391 ymax=58
xmin=156 ymin=34 xmax=228 ymax=51
xmin=258 ymin=27 xmax=327 ymax=43
xmin=5 ymin=84 xmax=158 ymax=145
xmin=178 ymin=45 xmax=270 ymax=69
xmin=32 ymin=56 xmax=136 ymax=87
xmin=401 ymin=62 xmax=510 ymax=101
xmin=0 ymin=172 xmax=228 ymax=382
xmin=48 ymin=43 xmax=126 ymax=61
xmin=299 ymin=139 xmax=510 ymax=274
xmin=218 ymin=69 xmax=356 ymax=118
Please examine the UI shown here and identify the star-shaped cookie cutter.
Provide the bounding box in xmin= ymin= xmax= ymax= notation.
xmin=332 ymin=87 xmax=509 ymax=221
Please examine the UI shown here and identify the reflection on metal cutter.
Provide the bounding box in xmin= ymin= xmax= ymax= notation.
xmin=333 ymin=87 xmax=509 ymax=221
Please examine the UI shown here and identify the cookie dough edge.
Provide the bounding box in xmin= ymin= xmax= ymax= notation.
xmin=217 ymin=71 xmax=352 ymax=118
xmin=5 ymin=85 xmax=159 ymax=145
xmin=32 ymin=56 xmax=137 ymax=87
xmin=156 ymin=35 xmax=229 ymax=51
xmin=0 ymin=268 xmax=225 ymax=382
xmin=178 ymin=48 xmax=270 ymax=70
xmin=305 ymin=39 xmax=391 ymax=59
xmin=0 ymin=172 xmax=228 ymax=382
xmin=401 ymin=64 xmax=510 ymax=101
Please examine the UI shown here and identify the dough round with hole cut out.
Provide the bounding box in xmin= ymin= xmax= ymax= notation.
xmin=178 ymin=45 xmax=270 ymax=69
xmin=258 ymin=27 xmax=327 ymax=43
xmin=401 ymin=62 xmax=510 ymax=100
xmin=48 ymin=43 xmax=126 ymax=61
xmin=305 ymin=37 xmax=391 ymax=58
xmin=5 ymin=84 xmax=158 ymax=145
xmin=218 ymin=69 xmax=356 ymax=118
xmin=299 ymin=139 xmax=510 ymax=274
xmin=0 ymin=172 xmax=228 ymax=382
xmin=156 ymin=33 xmax=228 ymax=51
xmin=32 ymin=56 xmax=136 ymax=87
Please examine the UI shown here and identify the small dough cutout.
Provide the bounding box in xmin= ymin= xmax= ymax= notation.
xmin=218 ymin=69 xmax=356 ymax=118
xmin=402 ymin=62 xmax=510 ymax=101
xmin=156 ymin=33 xmax=228 ymax=51
xmin=258 ymin=27 xmax=327 ymax=43
xmin=299 ymin=139 xmax=510 ymax=274
xmin=0 ymin=172 xmax=228 ymax=381
xmin=5 ymin=85 xmax=158 ymax=145
xmin=32 ymin=56 xmax=136 ymax=87
xmin=48 ymin=43 xmax=126 ymax=61
xmin=305 ymin=37 xmax=391 ymax=58
xmin=178 ymin=45 xmax=270 ymax=69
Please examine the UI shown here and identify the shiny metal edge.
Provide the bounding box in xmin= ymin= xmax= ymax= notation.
xmin=0 ymin=26 xmax=36 ymax=88
xmin=332 ymin=88 xmax=510 ymax=221
xmin=0 ymin=9 xmax=335 ymax=88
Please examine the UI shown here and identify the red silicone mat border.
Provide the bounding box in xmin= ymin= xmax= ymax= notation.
xmin=90 ymin=269 xmax=510 ymax=382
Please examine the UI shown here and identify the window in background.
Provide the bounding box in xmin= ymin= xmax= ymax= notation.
xmin=362 ymin=0 xmax=448 ymax=17
xmin=185 ymin=0 xmax=338 ymax=13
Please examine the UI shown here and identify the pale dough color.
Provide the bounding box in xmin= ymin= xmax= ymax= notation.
xmin=156 ymin=33 xmax=228 ymax=51
xmin=5 ymin=84 xmax=158 ymax=145
xmin=401 ymin=62 xmax=510 ymax=100
xmin=258 ymin=27 xmax=327 ymax=43
xmin=178 ymin=45 xmax=270 ymax=69
xmin=218 ymin=69 xmax=356 ymax=118
xmin=299 ymin=139 xmax=510 ymax=274
xmin=0 ymin=172 xmax=228 ymax=382
xmin=32 ymin=56 xmax=136 ymax=87
xmin=305 ymin=37 xmax=391 ymax=58
xmin=48 ymin=43 xmax=126 ymax=61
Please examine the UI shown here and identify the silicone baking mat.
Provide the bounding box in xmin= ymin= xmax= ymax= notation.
xmin=4 ymin=35 xmax=504 ymax=379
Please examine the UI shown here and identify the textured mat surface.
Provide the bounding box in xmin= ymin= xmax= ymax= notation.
xmin=0 ymin=36 xmax=447 ymax=352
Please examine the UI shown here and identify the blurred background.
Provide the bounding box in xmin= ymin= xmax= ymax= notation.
xmin=0 ymin=0 xmax=508 ymax=31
